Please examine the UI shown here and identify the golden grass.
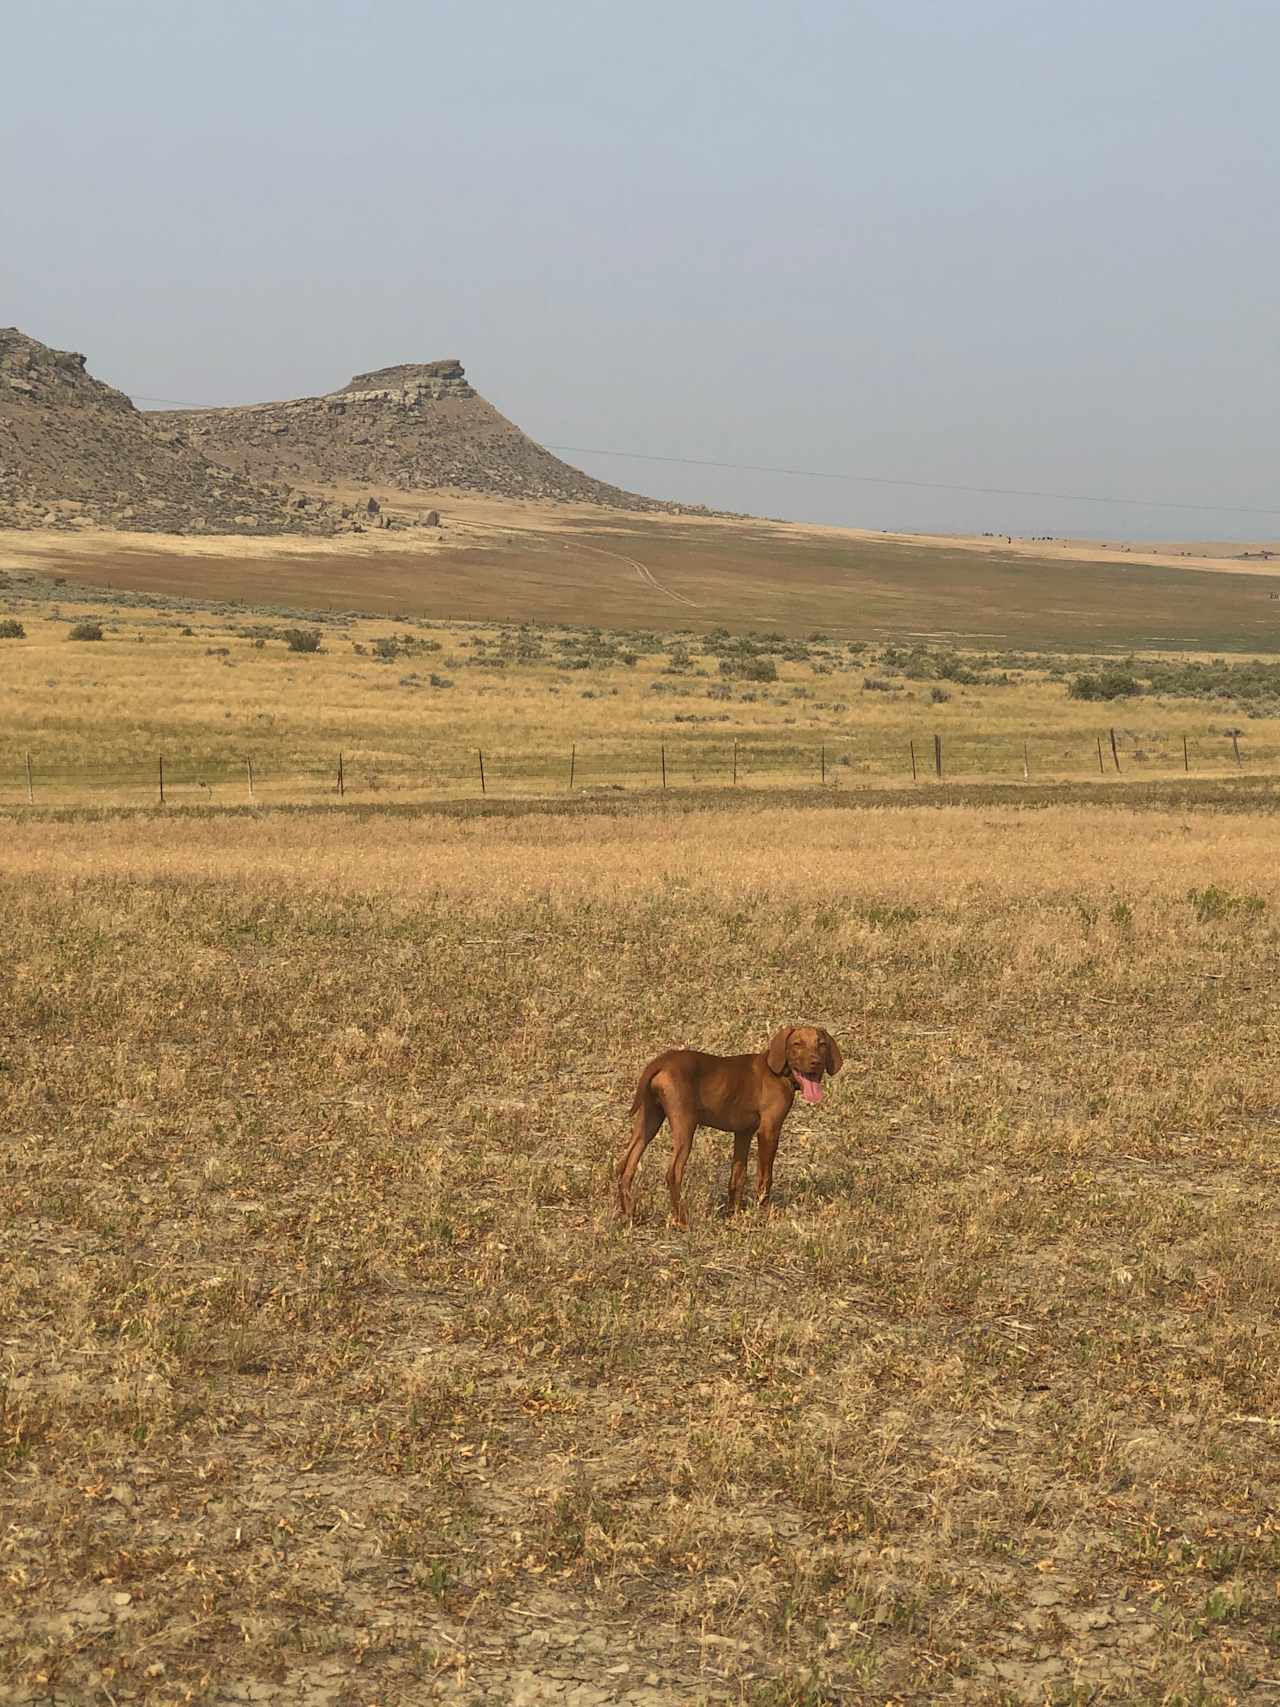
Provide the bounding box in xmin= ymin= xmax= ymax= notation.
xmin=3 ymin=591 xmax=1279 ymax=808
xmin=5 ymin=497 xmax=1280 ymax=648
xmin=5 ymin=798 xmax=1280 ymax=1702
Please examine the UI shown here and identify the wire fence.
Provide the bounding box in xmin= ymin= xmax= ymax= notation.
xmin=0 ymin=726 xmax=1268 ymax=809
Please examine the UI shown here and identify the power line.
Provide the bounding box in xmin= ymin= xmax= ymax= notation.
xmin=126 ymin=393 xmax=1280 ymax=520
xmin=545 ymin=443 xmax=1280 ymax=520
xmin=132 ymin=393 xmax=224 ymax=407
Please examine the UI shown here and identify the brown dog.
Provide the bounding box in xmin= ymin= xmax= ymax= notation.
xmin=616 ymin=1025 xmax=843 ymax=1228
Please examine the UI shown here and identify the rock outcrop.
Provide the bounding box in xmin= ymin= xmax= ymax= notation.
xmin=0 ymin=328 xmax=312 ymax=534
xmin=0 ymin=330 xmax=703 ymax=532
xmin=154 ymin=360 xmax=695 ymax=512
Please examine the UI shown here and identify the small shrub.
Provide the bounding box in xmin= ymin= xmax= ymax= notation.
xmin=68 ymin=621 xmax=104 ymax=642
xmin=936 ymin=655 xmax=981 ymax=685
xmin=930 ymin=685 xmax=951 ymax=704
xmin=428 ymin=673 xmax=453 ymax=689
xmin=283 ymin=629 xmax=322 ymax=654
xmin=1068 ymin=670 xmax=1142 ymax=701
xmin=0 ymin=619 xmax=25 ymax=639
xmin=720 ymin=656 xmax=777 ymax=683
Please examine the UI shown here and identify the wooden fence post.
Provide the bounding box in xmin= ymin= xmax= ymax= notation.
xmin=1022 ymin=740 xmax=1029 ymax=781
xmin=1097 ymin=736 xmax=1105 ymax=776
xmin=246 ymin=757 xmax=255 ymax=801
xmin=661 ymin=743 xmax=667 ymax=790
xmin=934 ymin=734 xmax=943 ymax=780
xmin=477 ymin=749 xmax=486 ymax=795
xmin=158 ymin=756 xmax=165 ymax=806
xmin=568 ymin=743 xmax=575 ymax=792
xmin=336 ymin=752 xmax=345 ymax=797
xmin=1109 ymin=728 xmax=1120 ymax=772
xmin=732 ymin=741 xmax=738 ymax=785
xmin=1183 ymin=734 xmax=1189 ymax=773
xmin=910 ymin=740 xmax=917 ymax=781
xmin=25 ymin=751 xmax=33 ymax=806
xmin=1232 ymin=730 xmax=1242 ymax=767
xmin=820 ymin=744 xmax=826 ymax=785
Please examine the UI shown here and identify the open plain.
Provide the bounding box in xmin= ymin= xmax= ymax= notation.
xmin=11 ymin=0 xmax=1280 ymax=1696
xmin=6 ymin=531 xmax=1280 ymax=1704
xmin=5 ymin=795 xmax=1280 ymax=1704
xmin=6 ymin=544 xmax=1280 ymax=808
xmin=6 ymin=498 xmax=1280 ymax=650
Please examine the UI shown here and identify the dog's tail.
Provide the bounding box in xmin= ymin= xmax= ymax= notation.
xmin=629 ymin=1057 xmax=665 ymax=1117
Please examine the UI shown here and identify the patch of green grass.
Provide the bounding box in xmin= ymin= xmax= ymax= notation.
xmin=1187 ymin=883 xmax=1266 ymax=922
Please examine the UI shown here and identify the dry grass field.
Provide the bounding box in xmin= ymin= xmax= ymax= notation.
xmin=5 ymin=500 xmax=1280 ymax=650
xmin=7 ymin=521 xmax=1280 ymax=1704
xmin=6 ymin=568 xmax=1280 ymax=808
xmin=4 ymin=798 xmax=1280 ymax=1706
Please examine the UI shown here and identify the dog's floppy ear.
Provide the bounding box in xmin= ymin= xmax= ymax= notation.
xmin=822 ymin=1031 xmax=844 ymax=1075
xmin=767 ymin=1027 xmax=793 ymax=1073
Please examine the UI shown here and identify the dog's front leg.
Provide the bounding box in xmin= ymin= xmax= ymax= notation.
xmin=725 ymin=1129 xmax=754 ymax=1215
xmin=755 ymin=1127 xmax=781 ymax=1212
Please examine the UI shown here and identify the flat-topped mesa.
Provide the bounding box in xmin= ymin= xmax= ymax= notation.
xmin=1 ymin=325 xmax=710 ymax=526
xmin=150 ymin=352 xmax=710 ymax=513
xmin=335 ymin=359 xmax=474 ymax=404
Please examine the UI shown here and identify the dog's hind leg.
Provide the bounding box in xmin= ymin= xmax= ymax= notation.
xmin=616 ymin=1090 xmax=665 ymax=1220
xmin=665 ymin=1108 xmax=697 ymax=1231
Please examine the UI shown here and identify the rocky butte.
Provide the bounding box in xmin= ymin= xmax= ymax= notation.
xmin=0 ymin=327 xmax=310 ymax=533
xmin=154 ymin=360 xmax=697 ymax=511
xmin=0 ymin=330 xmax=704 ymax=531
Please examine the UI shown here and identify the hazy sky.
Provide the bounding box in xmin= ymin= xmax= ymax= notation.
xmin=4 ymin=0 xmax=1277 ymax=539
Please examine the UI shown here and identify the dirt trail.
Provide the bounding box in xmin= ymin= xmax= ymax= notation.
xmin=573 ymin=540 xmax=700 ymax=608
xmin=443 ymin=513 xmax=699 ymax=609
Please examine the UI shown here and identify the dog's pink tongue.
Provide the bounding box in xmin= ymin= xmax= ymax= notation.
xmin=797 ymin=1073 xmax=823 ymax=1105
